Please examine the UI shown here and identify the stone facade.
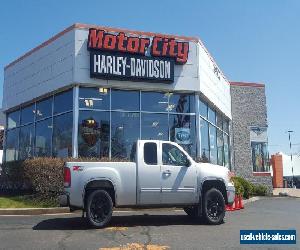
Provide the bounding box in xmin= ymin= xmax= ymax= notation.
xmin=230 ymin=82 xmax=273 ymax=193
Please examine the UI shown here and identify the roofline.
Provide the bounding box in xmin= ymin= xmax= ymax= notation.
xmin=4 ymin=23 xmax=199 ymax=70
xmin=230 ymin=81 xmax=265 ymax=88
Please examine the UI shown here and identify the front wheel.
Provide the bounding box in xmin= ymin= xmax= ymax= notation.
xmin=86 ymin=190 xmax=113 ymax=228
xmin=202 ymin=188 xmax=225 ymax=225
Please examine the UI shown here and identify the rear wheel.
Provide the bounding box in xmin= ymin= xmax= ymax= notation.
xmin=202 ymin=188 xmax=225 ymax=225
xmin=86 ymin=190 xmax=113 ymax=228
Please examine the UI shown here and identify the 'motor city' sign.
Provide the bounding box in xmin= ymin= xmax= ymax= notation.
xmin=87 ymin=28 xmax=189 ymax=83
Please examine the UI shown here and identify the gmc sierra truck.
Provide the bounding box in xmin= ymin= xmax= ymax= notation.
xmin=60 ymin=140 xmax=235 ymax=228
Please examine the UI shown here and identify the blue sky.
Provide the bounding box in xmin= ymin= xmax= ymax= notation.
xmin=1 ymin=0 xmax=299 ymax=154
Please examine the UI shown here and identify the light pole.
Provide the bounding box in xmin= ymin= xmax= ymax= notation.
xmin=287 ymin=130 xmax=295 ymax=188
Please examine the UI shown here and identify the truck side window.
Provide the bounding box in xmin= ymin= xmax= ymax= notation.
xmin=162 ymin=143 xmax=189 ymax=166
xmin=144 ymin=142 xmax=158 ymax=165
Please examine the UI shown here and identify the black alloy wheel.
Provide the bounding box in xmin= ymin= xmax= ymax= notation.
xmin=86 ymin=189 xmax=113 ymax=228
xmin=203 ymin=188 xmax=225 ymax=225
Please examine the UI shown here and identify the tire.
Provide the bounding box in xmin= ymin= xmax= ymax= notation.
xmin=202 ymin=188 xmax=225 ymax=225
xmin=184 ymin=206 xmax=198 ymax=217
xmin=86 ymin=189 xmax=113 ymax=228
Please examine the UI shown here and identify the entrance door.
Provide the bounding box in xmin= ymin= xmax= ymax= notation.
xmin=160 ymin=142 xmax=197 ymax=204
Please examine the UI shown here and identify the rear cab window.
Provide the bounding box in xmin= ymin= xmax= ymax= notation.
xmin=144 ymin=142 xmax=158 ymax=165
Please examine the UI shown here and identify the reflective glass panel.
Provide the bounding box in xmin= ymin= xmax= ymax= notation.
xmin=141 ymin=113 xmax=168 ymax=141
xmin=216 ymin=113 xmax=223 ymax=130
xmin=224 ymin=134 xmax=230 ymax=169
xmin=36 ymin=97 xmax=52 ymax=120
xmin=7 ymin=110 xmax=20 ymax=129
xmin=79 ymin=87 xmax=110 ymax=110
xmin=53 ymin=112 xmax=73 ymax=157
xmin=217 ymin=129 xmax=224 ymax=166
xmin=200 ymin=118 xmax=209 ymax=162
xmin=169 ymin=93 xmax=195 ymax=113
xmin=209 ymin=125 xmax=217 ymax=164
xmin=141 ymin=92 xmax=169 ymax=112
xmin=54 ymin=89 xmax=73 ymax=114
xmin=208 ymin=107 xmax=216 ymax=124
xmin=199 ymin=100 xmax=207 ymax=118
xmin=223 ymin=119 xmax=229 ymax=134
xmin=19 ymin=124 xmax=34 ymax=160
xmin=251 ymin=142 xmax=269 ymax=172
xmin=111 ymin=112 xmax=140 ymax=160
xmin=111 ymin=90 xmax=139 ymax=111
xmin=5 ymin=128 xmax=19 ymax=161
xmin=35 ymin=118 xmax=52 ymax=157
xmin=20 ymin=104 xmax=35 ymax=125
xmin=169 ymin=114 xmax=196 ymax=158
xmin=78 ymin=111 xmax=110 ymax=158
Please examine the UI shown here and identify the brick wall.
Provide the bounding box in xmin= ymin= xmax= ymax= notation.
xmin=230 ymin=82 xmax=273 ymax=193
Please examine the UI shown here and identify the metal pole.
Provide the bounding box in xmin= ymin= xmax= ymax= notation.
xmin=287 ymin=130 xmax=295 ymax=188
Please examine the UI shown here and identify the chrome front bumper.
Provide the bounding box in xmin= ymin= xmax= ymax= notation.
xmin=227 ymin=184 xmax=235 ymax=205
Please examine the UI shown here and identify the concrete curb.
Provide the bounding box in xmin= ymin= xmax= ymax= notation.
xmin=243 ymin=196 xmax=266 ymax=205
xmin=0 ymin=207 xmax=70 ymax=215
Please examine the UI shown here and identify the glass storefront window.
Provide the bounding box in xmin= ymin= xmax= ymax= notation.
xmin=199 ymin=100 xmax=207 ymax=118
xmin=217 ymin=129 xmax=224 ymax=166
xmin=79 ymin=87 xmax=110 ymax=110
xmin=209 ymin=125 xmax=217 ymax=164
xmin=7 ymin=110 xmax=20 ymax=129
xmin=111 ymin=90 xmax=139 ymax=111
xmin=19 ymin=124 xmax=34 ymax=160
xmin=53 ymin=112 xmax=73 ymax=157
xmin=251 ymin=142 xmax=269 ymax=172
xmin=20 ymin=104 xmax=35 ymax=125
xmin=223 ymin=119 xmax=229 ymax=134
xmin=169 ymin=114 xmax=196 ymax=158
xmin=224 ymin=134 xmax=230 ymax=169
xmin=5 ymin=128 xmax=19 ymax=161
xmin=208 ymin=107 xmax=216 ymax=125
xmin=78 ymin=111 xmax=110 ymax=158
xmin=141 ymin=113 xmax=169 ymax=141
xmin=216 ymin=113 xmax=223 ymax=130
xmin=111 ymin=112 xmax=140 ymax=160
xmin=36 ymin=97 xmax=52 ymax=120
xmin=54 ymin=89 xmax=73 ymax=114
xmin=169 ymin=93 xmax=195 ymax=113
xmin=141 ymin=92 xmax=169 ymax=112
xmin=200 ymin=118 xmax=209 ymax=162
xmin=35 ymin=118 xmax=52 ymax=157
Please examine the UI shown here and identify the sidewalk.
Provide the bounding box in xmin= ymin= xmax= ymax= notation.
xmin=273 ymin=188 xmax=300 ymax=198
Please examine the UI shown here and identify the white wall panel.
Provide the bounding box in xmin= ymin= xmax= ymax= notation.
xmin=198 ymin=43 xmax=231 ymax=119
xmin=3 ymin=30 xmax=76 ymax=111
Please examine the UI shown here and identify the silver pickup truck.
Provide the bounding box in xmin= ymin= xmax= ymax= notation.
xmin=60 ymin=140 xmax=235 ymax=228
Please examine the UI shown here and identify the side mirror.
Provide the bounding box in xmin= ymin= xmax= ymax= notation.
xmin=185 ymin=159 xmax=191 ymax=167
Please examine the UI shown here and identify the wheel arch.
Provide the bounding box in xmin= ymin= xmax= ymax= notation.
xmin=83 ymin=179 xmax=117 ymax=209
xmin=201 ymin=178 xmax=228 ymax=204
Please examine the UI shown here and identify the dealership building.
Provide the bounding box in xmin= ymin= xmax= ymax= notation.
xmin=2 ymin=23 xmax=272 ymax=189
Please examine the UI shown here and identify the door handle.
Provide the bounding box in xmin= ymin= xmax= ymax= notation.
xmin=163 ymin=170 xmax=171 ymax=175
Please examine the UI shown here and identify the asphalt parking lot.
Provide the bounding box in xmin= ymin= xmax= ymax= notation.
xmin=0 ymin=197 xmax=299 ymax=250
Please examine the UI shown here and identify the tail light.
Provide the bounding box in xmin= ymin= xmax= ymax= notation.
xmin=64 ymin=167 xmax=71 ymax=188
